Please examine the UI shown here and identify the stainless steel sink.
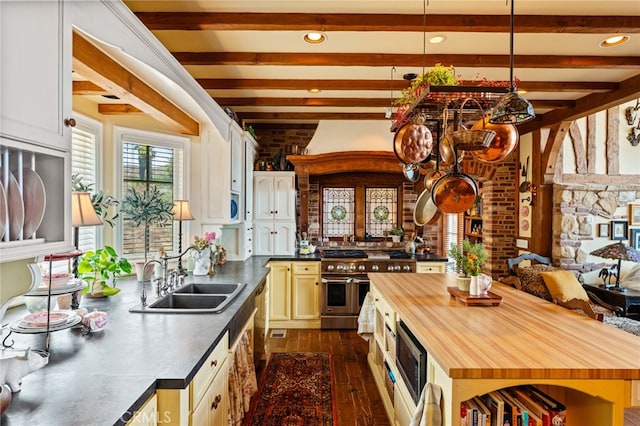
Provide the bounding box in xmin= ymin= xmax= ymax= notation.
xmin=173 ymin=282 xmax=242 ymax=295
xmin=129 ymin=282 xmax=246 ymax=314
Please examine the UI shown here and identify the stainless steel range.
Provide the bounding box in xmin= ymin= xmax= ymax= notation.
xmin=320 ymin=250 xmax=416 ymax=329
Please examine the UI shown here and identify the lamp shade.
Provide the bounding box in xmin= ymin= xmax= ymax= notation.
xmin=489 ymin=92 xmax=536 ymax=125
xmin=590 ymin=241 xmax=640 ymax=263
xmin=71 ymin=192 xmax=103 ymax=227
xmin=172 ymin=200 xmax=195 ymax=221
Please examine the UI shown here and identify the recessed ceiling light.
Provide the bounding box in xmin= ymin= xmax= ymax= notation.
xmin=599 ymin=35 xmax=630 ymax=48
xmin=429 ymin=35 xmax=446 ymax=44
xmin=303 ymin=32 xmax=327 ymax=44
xmin=307 ymin=88 xmax=322 ymax=93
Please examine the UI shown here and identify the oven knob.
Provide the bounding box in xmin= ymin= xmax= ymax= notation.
xmin=327 ymin=265 xmax=335 ymax=271
xmin=403 ymin=265 xmax=411 ymax=272
xmin=358 ymin=264 xmax=366 ymax=271
xmin=387 ymin=265 xmax=394 ymax=271
xmin=349 ymin=264 xmax=356 ymax=271
xmin=337 ymin=264 xmax=344 ymax=271
xmin=394 ymin=265 xmax=401 ymax=272
xmin=371 ymin=264 xmax=379 ymax=271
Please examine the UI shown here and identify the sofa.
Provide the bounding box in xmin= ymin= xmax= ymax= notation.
xmin=503 ymin=253 xmax=640 ymax=336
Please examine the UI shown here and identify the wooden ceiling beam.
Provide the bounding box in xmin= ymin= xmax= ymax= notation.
xmin=72 ymin=80 xmax=109 ymax=95
xmin=519 ymin=72 xmax=640 ymax=134
xmin=175 ymin=52 xmax=640 ymax=68
xmin=217 ymin=97 xmax=574 ymax=109
xmin=198 ymin=78 xmax=617 ymax=92
xmin=237 ymin=112 xmax=390 ymax=121
xmin=135 ymin=12 xmax=640 ymax=34
xmin=72 ymin=32 xmax=199 ymax=136
xmin=98 ymin=104 xmax=144 ymax=114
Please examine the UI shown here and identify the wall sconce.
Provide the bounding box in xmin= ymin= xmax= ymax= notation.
xmin=172 ymin=200 xmax=195 ymax=275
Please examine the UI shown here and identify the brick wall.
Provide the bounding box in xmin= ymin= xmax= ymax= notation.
xmin=254 ymin=125 xmax=316 ymax=167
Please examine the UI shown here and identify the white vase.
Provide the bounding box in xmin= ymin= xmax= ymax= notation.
xmin=391 ymin=235 xmax=401 ymax=243
xmin=469 ymin=275 xmax=480 ymax=296
xmin=192 ymin=247 xmax=211 ymax=276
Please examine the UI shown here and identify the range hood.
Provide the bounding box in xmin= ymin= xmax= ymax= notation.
xmin=305 ymin=120 xmax=394 ymax=154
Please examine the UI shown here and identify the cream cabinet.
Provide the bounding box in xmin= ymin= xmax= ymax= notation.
xmin=0 ymin=1 xmax=73 ymax=262
xmin=416 ymin=262 xmax=447 ymax=273
xmin=230 ymin=126 xmax=243 ymax=194
xmin=157 ymin=332 xmax=229 ymax=426
xmin=269 ymin=261 xmax=321 ymax=328
xmin=292 ymin=262 xmax=321 ymax=321
xmin=268 ymin=262 xmax=291 ymax=322
xmin=126 ymin=393 xmax=158 ymax=426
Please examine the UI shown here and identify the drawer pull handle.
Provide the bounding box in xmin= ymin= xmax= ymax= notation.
xmin=211 ymin=394 xmax=222 ymax=409
xmin=211 ymin=359 xmax=218 ymax=367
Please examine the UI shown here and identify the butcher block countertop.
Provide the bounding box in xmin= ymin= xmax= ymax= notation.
xmin=369 ymin=272 xmax=640 ymax=381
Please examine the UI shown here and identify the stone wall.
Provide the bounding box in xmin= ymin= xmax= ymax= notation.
xmin=553 ymin=184 xmax=640 ymax=271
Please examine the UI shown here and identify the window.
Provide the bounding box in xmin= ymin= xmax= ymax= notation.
xmin=443 ymin=213 xmax=463 ymax=271
xmin=323 ymin=187 xmax=355 ymax=237
xmin=115 ymin=127 xmax=188 ymax=260
xmin=365 ymin=187 xmax=397 ymax=237
xmin=71 ymin=114 xmax=102 ymax=252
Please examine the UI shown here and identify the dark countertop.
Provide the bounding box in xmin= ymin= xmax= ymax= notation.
xmin=1 ymin=256 xmax=273 ymax=426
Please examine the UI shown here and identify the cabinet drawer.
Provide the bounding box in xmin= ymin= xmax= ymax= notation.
xmin=293 ymin=262 xmax=320 ymax=275
xmin=191 ymin=332 xmax=228 ymax=406
xmin=416 ymin=262 xmax=446 ymax=273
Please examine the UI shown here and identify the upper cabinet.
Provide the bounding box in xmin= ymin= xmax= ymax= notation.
xmin=0 ymin=1 xmax=73 ymax=262
xmin=0 ymin=1 xmax=72 ymax=151
xmin=254 ymin=172 xmax=296 ymax=222
xmin=230 ymin=127 xmax=243 ymax=194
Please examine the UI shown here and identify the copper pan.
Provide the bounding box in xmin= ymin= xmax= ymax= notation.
xmin=393 ymin=115 xmax=433 ymax=164
xmin=471 ymin=116 xmax=519 ymax=163
xmin=431 ymin=170 xmax=478 ymax=214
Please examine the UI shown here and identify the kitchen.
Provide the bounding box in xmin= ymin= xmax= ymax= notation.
xmin=1 ymin=1 xmax=640 ymax=425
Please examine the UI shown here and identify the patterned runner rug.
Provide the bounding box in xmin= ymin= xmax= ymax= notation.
xmin=245 ymin=352 xmax=337 ymax=425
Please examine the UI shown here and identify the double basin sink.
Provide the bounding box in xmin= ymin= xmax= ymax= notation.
xmin=129 ymin=282 xmax=246 ymax=314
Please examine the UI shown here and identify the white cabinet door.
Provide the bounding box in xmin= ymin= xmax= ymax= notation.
xmin=273 ymin=222 xmax=296 ymax=255
xmin=254 ymin=175 xmax=275 ymax=221
xmin=230 ymin=128 xmax=243 ymax=193
xmin=273 ymin=175 xmax=295 ymax=221
xmin=0 ymin=1 xmax=71 ymax=150
xmin=253 ymin=221 xmax=275 ymax=255
xmin=244 ymin=137 xmax=256 ymax=222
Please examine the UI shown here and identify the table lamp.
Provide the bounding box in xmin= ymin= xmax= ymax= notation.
xmin=71 ymin=192 xmax=103 ymax=307
xmin=590 ymin=241 xmax=640 ymax=292
xmin=172 ymin=200 xmax=195 ymax=275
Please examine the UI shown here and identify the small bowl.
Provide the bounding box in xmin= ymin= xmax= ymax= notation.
xmin=82 ymin=309 xmax=108 ymax=332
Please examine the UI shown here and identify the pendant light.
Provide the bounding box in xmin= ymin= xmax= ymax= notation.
xmin=490 ymin=0 xmax=535 ymax=125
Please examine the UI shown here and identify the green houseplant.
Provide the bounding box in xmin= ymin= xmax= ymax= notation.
xmin=449 ymin=239 xmax=488 ymax=277
xmin=389 ymin=226 xmax=404 ymax=243
xmin=120 ymin=185 xmax=174 ymax=280
xmin=78 ymin=246 xmax=132 ymax=297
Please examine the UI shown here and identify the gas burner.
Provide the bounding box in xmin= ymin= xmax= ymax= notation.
xmin=321 ymin=250 xmax=367 ymax=259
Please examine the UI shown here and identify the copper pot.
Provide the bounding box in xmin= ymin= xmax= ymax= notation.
xmin=393 ymin=116 xmax=433 ymax=164
xmin=471 ymin=116 xmax=519 ymax=163
xmin=430 ymin=170 xmax=478 ymax=214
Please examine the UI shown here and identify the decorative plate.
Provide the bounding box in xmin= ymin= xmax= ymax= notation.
xmin=19 ymin=311 xmax=74 ymax=328
xmin=6 ymin=172 xmax=24 ymax=240
xmin=0 ymin=179 xmax=6 ymax=240
xmin=21 ymin=168 xmax=46 ymax=238
xmin=230 ymin=199 xmax=238 ymax=219
xmin=330 ymin=205 xmax=347 ymax=222
xmin=520 ymin=219 xmax=530 ymax=231
xmin=373 ymin=205 xmax=389 ymax=222
xmin=520 ymin=206 xmax=530 ymax=216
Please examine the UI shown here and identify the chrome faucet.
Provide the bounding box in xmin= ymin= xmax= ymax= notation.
xmin=140 ymin=246 xmax=198 ymax=304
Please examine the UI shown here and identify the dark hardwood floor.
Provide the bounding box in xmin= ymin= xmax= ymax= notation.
xmin=252 ymin=328 xmax=391 ymax=426
xmin=251 ymin=328 xmax=640 ymax=426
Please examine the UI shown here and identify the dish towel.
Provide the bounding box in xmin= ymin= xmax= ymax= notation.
xmin=410 ymin=382 xmax=443 ymax=426
xmin=357 ymin=292 xmax=375 ymax=341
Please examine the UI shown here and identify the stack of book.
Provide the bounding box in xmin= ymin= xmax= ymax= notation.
xmin=460 ymin=385 xmax=566 ymax=426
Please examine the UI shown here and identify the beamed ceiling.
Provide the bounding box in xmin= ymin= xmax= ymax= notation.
xmin=74 ymin=1 xmax=640 ymax=133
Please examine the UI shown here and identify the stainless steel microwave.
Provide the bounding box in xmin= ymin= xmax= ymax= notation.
xmin=396 ymin=320 xmax=427 ymax=404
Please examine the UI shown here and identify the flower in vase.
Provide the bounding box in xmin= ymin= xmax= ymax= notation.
xmin=193 ymin=232 xmax=217 ymax=250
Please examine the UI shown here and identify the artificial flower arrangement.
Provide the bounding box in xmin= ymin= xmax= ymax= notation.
xmin=193 ymin=232 xmax=217 ymax=250
xmin=448 ymin=239 xmax=488 ymax=277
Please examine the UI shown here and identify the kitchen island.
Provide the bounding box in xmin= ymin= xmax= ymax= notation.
xmin=1 ymin=256 xmax=273 ymax=425
xmin=368 ymin=272 xmax=640 ymax=426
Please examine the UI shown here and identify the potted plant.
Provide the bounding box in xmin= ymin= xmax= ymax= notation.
xmin=389 ymin=226 xmax=404 ymax=243
xmin=449 ymin=239 xmax=488 ymax=291
xmin=120 ymin=185 xmax=174 ymax=281
xmin=77 ymin=246 xmax=132 ymax=297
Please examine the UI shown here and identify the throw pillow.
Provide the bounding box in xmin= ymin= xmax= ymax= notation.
xmin=540 ymin=270 xmax=589 ymax=303
xmin=514 ymin=264 xmax=555 ymax=301
xmin=622 ymin=264 xmax=640 ymax=291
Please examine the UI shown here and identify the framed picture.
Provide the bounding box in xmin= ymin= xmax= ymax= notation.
xmin=631 ymin=229 xmax=640 ymax=249
xmin=597 ymin=223 xmax=609 ymax=238
xmin=630 ymin=204 xmax=640 ymax=226
xmin=610 ymin=220 xmax=628 ymax=241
